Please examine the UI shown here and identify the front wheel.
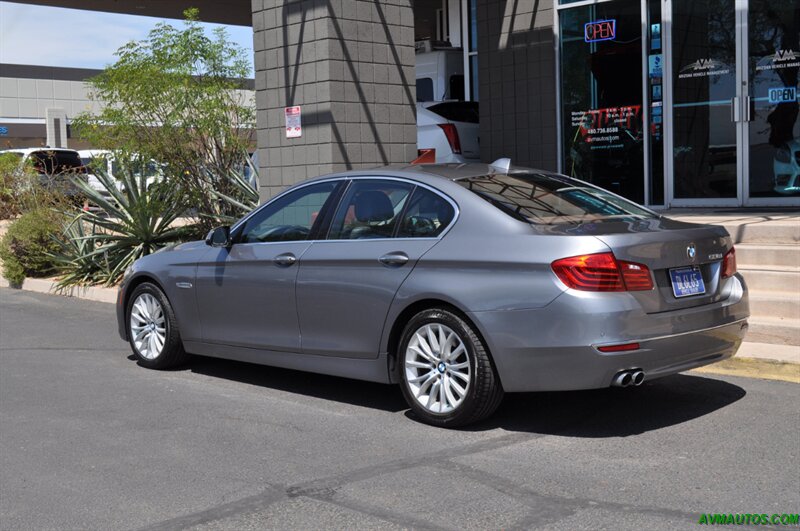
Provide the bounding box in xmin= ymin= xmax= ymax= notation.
xmin=399 ymin=308 xmax=504 ymax=427
xmin=126 ymin=282 xmax=188 ymax=369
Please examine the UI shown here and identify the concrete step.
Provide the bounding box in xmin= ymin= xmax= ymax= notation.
xmin=736 ymin=244 xmax=800 ymax=269
xmin=736 ymin=341 xmax=800 ymax=364
xmin=720 ymin=221 xmax=800 ymax=245
xmin=740 ymin=267 xmax=800 ymax=293
xmin=747 ymin=316 xmax=800 ymax=346
xmin=748 ymin=292 xmax=800 ymax=321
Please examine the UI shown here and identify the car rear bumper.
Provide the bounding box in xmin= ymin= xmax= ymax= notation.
xmin=469 ymin=274 xmax=749 ymax=392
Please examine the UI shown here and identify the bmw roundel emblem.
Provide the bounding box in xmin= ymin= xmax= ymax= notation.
xmin=687 ymin=244 xmax=697 ymax=260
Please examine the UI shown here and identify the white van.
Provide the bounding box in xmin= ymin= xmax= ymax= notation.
xmin=415 ymin=50 xmax=464 ymax=102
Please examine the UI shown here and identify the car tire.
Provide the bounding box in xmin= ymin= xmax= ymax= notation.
xmin=126 ymin=282 xmax=189 ymax=369
xmin=398 ymin=308 xmax=504 ymax=427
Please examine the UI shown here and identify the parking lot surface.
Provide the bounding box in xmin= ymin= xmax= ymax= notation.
xmin=1 ymin=288 xmax=798 ymax=530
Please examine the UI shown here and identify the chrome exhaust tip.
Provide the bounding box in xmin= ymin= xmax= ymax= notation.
xmin=612 ymin=371 xmax=633 ymax=387
xmin=631 ymin=370 xmax=645 ymax=386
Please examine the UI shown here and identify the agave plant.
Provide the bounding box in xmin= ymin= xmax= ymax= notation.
xmin=206 ymin=153 xmax=260 ymax=225
xmin=52 ymin=215 xmax=109 ymax=289
xmin=60 ymin=160 xmax=197 ymax=286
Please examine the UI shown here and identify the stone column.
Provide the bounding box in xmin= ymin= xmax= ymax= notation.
xmin=45 ymin=108 xmax=68 ymax=148
xmin=252 ymin=0 xmax=417 ymax=201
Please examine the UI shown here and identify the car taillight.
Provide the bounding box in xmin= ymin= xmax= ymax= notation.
xmin=437 ymin=124 xmax=461 ymax=154
xmin=722 ymin=247 xmax=737 ymax=278
xmin=619 ymin=261 xmax=654 ymax=291
xmin=551 ymin=252 xmax=654 ymax=292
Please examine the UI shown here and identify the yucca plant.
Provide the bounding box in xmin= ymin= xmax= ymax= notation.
xmin=59 ymin=161 xmax=197 ymax=286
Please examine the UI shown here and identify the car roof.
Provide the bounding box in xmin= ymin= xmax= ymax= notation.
xmin=1 ymin=147 xmax=80 ymax=156
xmin=310 ymin=161 xmax=554 ymax=186
xmin=77 ymin=149 xmax=112 ymax=157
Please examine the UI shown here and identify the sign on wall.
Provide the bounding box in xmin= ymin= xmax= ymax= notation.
xmin=584 ymin=19 xmax=616 ymax=43
xmin=285 ymin=106 xmax=302 ymax=138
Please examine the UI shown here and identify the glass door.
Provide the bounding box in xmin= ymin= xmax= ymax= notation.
xmin=669 ymin=0 xmax=739 ymax=205
xmin=743 ymin=0 xmax=800 ymax=204
xmin=558 ymin=0 xmax=645 ymax=204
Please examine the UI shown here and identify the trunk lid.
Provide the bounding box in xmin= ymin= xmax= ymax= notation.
xmin=537 ymin=217 xmax=733 ymax=313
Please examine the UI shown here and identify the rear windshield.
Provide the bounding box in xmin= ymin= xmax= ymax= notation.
xmin=29 ymin=150 xmax=85 ymax=175
xmin=457 ymin=173 xmax=655 ymax=224
xmin=427 ymin=101 xmax=479 ymax=124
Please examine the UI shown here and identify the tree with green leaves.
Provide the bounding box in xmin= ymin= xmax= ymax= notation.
xmin=74 ymin=8 xmax=256 ymax=233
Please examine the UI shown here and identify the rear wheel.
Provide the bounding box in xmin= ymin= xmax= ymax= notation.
xmin=126 ymin=282 xmax=188 ymax=369
xmin=399 ymin=308 xmax=503 ymax=427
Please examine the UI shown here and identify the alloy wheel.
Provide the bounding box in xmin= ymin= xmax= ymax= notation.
xmin=404 ymin=323 xmax=471 ymax=414
xmin=129 ymin=293 xmax=167 ymax=360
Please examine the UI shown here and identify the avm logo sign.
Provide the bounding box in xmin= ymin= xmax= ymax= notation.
xmin=584 ymin=19 xmax=616 ymax=43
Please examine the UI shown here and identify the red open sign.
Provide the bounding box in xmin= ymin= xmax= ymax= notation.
xmin=584 ymin=19 xmax=616 ymax=43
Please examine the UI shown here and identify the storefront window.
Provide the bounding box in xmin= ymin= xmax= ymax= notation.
xmin=559 ymin=0 xmax=645 ymax=203
xmin=647 ymin=0 xmax=664 ymax=205
xmin=748 ymin=0 xmax=800 ymax=197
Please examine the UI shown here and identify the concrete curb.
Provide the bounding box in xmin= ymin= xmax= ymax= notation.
xmin=0 ymin=276 xmax=117 ymax=304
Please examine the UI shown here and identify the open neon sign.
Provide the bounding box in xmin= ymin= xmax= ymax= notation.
xmin=585 ymin=19 xmax=616 ymax=43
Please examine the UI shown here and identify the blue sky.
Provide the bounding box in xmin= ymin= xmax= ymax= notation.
xmin=0 ymin=2 xmax=254 ymax=74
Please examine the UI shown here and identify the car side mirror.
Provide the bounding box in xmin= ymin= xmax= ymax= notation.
xmin=206 ymin=226 xmax=232 ymax=248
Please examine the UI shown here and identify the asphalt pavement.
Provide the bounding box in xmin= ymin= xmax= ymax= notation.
xmin=1 ymin=288 xmax=798 ymax=530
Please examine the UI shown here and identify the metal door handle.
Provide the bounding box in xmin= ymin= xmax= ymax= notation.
xmin=273 ymin=253 xmax=297 ymax=267
xmin=744 ymin=96 xmax=752 ymax=122
xmin=731 ymin=96 xmax=740 ymax=122
xmin=379 ymin=252 xmax=409 ymax=267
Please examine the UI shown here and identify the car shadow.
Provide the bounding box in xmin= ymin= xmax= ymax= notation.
xmin=465 ymin=374 xmax=747 ymax=437
xmin=172 ymin=355 xmax=745 ymax=437
xmin=185 ymin=355 xmax=407 ymax=413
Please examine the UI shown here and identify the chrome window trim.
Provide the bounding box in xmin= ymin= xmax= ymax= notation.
xmin=231 ymin=175 xmax=461 ymax=244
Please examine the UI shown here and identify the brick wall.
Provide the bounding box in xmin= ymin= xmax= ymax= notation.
xmin=477 ymin=0 xmax=558 ymax=172
xmin=252 ymin=0 xmax=417 ymax=201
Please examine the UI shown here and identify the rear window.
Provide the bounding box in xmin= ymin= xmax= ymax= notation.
xmin=427 ymin=102 xmax=479 ymax=124
xmin=457 ymin=173 xmax=655 ymax=225
xmin=449 ymin=75 xmax=464 ymax=101
xmin=29 ymin=150 xmax=85 ymax=175
xmin=417 ymin=78 xmax=434 ymax=102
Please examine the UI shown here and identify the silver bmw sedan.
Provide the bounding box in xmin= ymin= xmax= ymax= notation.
xmin=116 ymin=162 xmax=749 ymax=427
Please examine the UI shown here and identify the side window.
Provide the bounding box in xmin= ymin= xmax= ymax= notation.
xmin=328 ymin=180 xmax=413 ymax=240
xmin=416 ymin=77 xmax=434 ymax=102
xmin=239 ymin=181 xmax=337 ymax=243
xmin=397 ymin=187 xmax=456 ymax=238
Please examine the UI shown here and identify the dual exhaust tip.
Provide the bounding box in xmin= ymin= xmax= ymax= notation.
xmin=612 ymin=369 xmax=645 ymax=387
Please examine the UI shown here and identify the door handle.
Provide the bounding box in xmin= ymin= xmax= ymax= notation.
xmin=730 ymin=96 xmax=740 ymax=122
xmin=744 ymin=96 xmax=752 ymax=122
xmin=379 ymin=252 xmax=409 ymax=267
xmin=273 ymin=253 xmax=297 ymax=267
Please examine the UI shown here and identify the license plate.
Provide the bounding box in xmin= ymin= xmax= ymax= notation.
xmin=669 ymin=266 xmax=706 ymax=298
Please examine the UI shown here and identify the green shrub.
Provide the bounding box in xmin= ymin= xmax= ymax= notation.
xmin=0 ymin=152 xmax=72 ymax=219
xmin=0 ymin=153 xmax=25 ymax=219
xmin=0 ymin=208 xmax=64 ymax=285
